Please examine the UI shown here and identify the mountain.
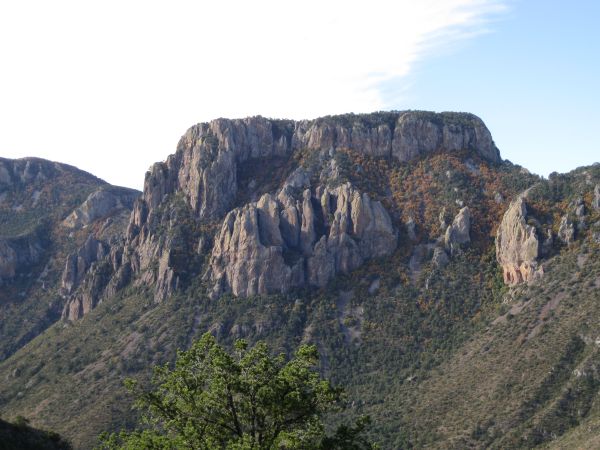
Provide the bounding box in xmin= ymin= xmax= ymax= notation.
xmin=0 ymin=157 xmax=140 ymax=361
xmin=0 ymin=111 xmax=598 ymax=449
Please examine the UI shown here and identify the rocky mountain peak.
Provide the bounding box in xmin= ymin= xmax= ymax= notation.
xmin=61 ymin=111 xmax=502 ymax=318
xmin=138 ymin=111 xmax=500 ymax=223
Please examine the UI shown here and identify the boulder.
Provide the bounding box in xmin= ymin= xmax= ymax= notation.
xmin=405 ymin=216 xmax=417 ymax=241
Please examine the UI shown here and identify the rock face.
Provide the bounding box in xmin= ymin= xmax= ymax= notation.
xmin=207 ymin=182 xmax=397 ymax=297
xmin=558 ymin=215 xmax=575 ymax=244
xmin=63 ymin=187 xmax=139 ymax=229
xmin=444 ymin=207 xmax=471 ymax=253
xmin=495 ymin=198 xmax=541 ymax=285
xmin=432 ymin=247 xmax=450 ymax=268
xmin=133 ymin=112 xmax=499 ymax=225
xmin=0 ymin=233 xmax=44 ymax=286
xmin=60 ymin=236 xmax=108 ymax=295
xmin=0 ymin=240 xmax=17 ymax=282
xmin=60 ymin=236 xmax=129 ymax=320
xmin=137 ymin=116 xmax=290 ymax=222
xmin=0 ymin=157 xmax=105 ymax=193
xmin=62 ymin=111 xmax=500 ymax=318
xmin=593 ymin=185 xmax=600 ymax=211
xmin=391 ymin=112 xmax=499 ymax=163
xmin=132 ymin=112 xmax=495 ymax=293
xmin=0 ymin=158 xmax=55 ymax=186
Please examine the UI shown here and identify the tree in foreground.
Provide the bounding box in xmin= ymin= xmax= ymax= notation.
xmin=99 ymin=333 xmax=376 ymax=449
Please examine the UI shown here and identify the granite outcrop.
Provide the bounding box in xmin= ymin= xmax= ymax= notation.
xmin=206 ymin=182 xmax=397 ymax=298
xmin=495 ymin=197 xmax=541 ymax=285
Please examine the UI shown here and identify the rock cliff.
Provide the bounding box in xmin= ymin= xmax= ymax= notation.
xmin=62 ymin=111 xmax=501 ymax=318
xmin=207 ymin=182 xmax=397 ymax=297
xmin=0 ymin=233 xmax=44 ymax=285
xmin=495 ymin=197 xmax=541 ymax=284
xmin=444 ymin=206 xmax=471 ymax=253
xmin=133 ymin=111 xmax=499 ymax=225
xmin=558 ymin=215 xmax=575 ymax=244
xmin=62 ymin=186 xmax=139 ymax=229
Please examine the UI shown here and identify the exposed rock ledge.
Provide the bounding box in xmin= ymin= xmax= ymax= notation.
xmin=0 ymin=232 xmax=45 ymax=286
xmin=62 ymin=186 xmax=139 ymax=229
xmin=444 ymin=206 xmax=471 ymax=254
xmin=495 ymin=197 xmax=541 ymax=285
xmin=139 ymin=111 xmax=500 ymax=223
xmin=207 ymin=182 xmax=397 ymax=298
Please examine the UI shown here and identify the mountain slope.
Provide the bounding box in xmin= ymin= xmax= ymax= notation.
xmin=0 ymin=112 xmax=598 ymax=449
xmin=0 ymin=157 xmax=140 ymax=361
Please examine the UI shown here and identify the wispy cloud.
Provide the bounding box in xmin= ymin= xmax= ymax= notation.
xmin=0 ymin=0 xmax=507 ymax=187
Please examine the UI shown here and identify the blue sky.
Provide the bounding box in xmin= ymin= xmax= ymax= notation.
xmin=396 ymin=0 xmax=600 ymax=175
xmin=0 ymin=0 xmax=597 ymax=188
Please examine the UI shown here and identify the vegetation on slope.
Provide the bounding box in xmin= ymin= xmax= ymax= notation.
xmin=0 ymin=146 xmax=599 ymax=449
xmin=0 ymin=416 xmax=71 ymax=450
xmin=0 ymin=159 xmax=139 ymax=362
xmin=100 ymin=333 xmax=376 ymax=449
xmin=0 ymin=160 xmax=107 ymax=361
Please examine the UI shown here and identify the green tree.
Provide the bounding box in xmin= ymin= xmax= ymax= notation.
xmin=99 ymin=333 xmax=376 ymax=449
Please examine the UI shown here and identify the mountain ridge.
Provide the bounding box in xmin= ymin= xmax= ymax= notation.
xmin=0 ymin=111 xmax=599 ymax=449
xmin=61 ymin=110 xmax=502 ymax=319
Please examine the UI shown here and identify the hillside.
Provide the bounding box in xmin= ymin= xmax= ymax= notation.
xmin=0 ymin=158 xmax=140 ymax=361
xmin=0 ymin=112 xmax=598 ymax=449
xmin=0 ymin=416 xmax=71 ymax=450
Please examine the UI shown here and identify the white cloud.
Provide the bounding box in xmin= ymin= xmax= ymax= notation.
xmin=0 ymin=0 xmax=506 ymax=188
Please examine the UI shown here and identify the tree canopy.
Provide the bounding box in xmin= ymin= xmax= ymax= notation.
xmin=99 ymin=333 xmax=376 ymax=449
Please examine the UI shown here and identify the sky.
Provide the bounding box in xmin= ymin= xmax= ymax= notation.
xmin=0 ymin=0 xmax=598 ymax=189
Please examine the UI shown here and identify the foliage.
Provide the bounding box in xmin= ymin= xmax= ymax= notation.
xmin=99 ymin=333 xmax=376 ymax=449
xmin=0 ymin=416 xmax=72 ymax=450
xmin=1 ymin=146 xmax=599 ymax=449
xmin=0 ymin=159 xmax=116 ymax=363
